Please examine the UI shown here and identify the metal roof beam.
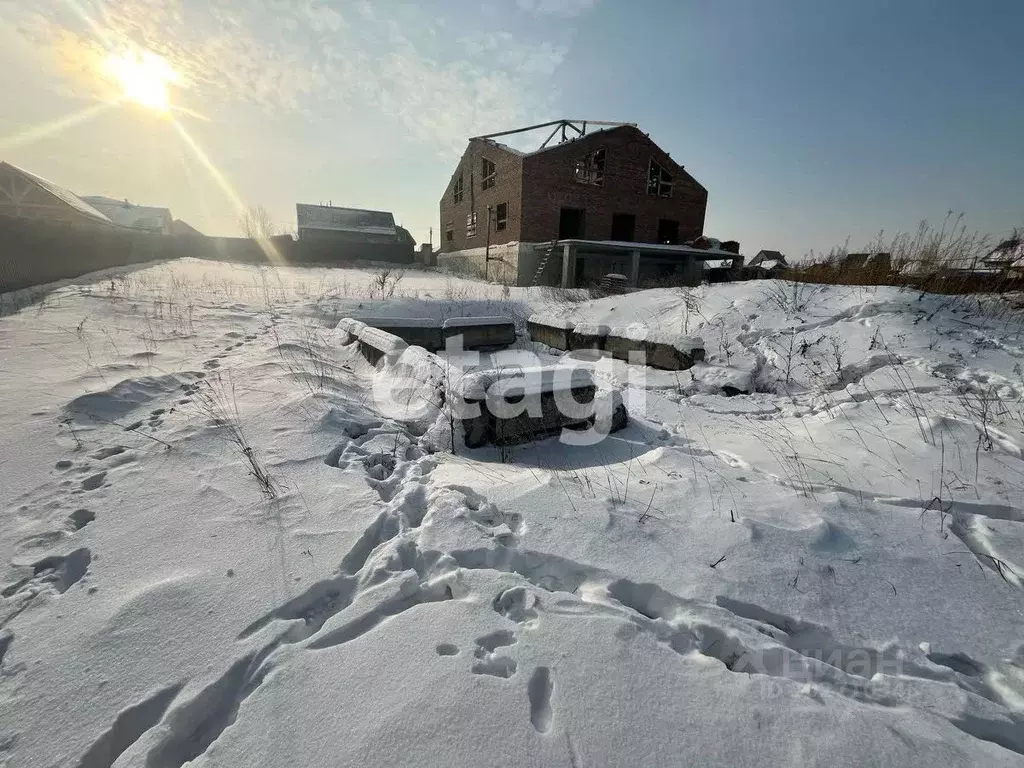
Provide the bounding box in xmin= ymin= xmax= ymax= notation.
xmin=470 ymin=119 xmax=636 ymax=141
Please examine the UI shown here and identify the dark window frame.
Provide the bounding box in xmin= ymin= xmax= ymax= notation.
xmin=453 ymin=173 xmax=464 ymax=204
xmin=466 ymin=211 xmax=477 ymax=238
xmin=574 ymin=148 xmax=606 ymax=186
xmin=647 ymin=159 xmax=673 ymax=198
xmin=481 ymin=158 xmax=496 ymax=190
xmin=495 ymin=202 xmax=508 ymax=231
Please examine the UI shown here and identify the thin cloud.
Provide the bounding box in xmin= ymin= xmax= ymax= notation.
xmin=7 ymin=0 xmax=569 ymax=154
xmin=516 ymin=0 xmax=599 ymax=17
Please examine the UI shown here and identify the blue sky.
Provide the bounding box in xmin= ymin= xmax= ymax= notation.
xmin=1 ymin=0 xmax=1021 ymax=258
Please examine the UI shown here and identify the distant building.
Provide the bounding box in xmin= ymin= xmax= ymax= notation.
xmin=297 ymin=204 xmax=398 ymax=243
xmin=0 ymin=161 xmax=113 ymax=229
xmin=981 ymin=237 xmax=1023 ymax=274
xmin=295 ymin=203 xmax=413 ymax=262
xmin=81 ymin=196 xmax=172 ymax=235
xmin=746 ymin=250 xmax=788 ymax=279
xmin=438 ymin=119 xmax=713 ymax=286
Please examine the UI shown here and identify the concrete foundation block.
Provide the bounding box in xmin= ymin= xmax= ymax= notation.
xmin=349 ymin=317 xmax=443 ymax=351
xmin=605 ymin=327 xmax=705 ymax=371
xmin=355 ymin=326 xmax=407 ymax=366
xmin=454 ymin=365 xmax=625 ymax=447
xmin=527 ymin=314 xmax=574 ymax=350
xmin=569 ymin=322 xmax=609 ymax=351
xmin=442 ymin=316 xmax=517 ymax=350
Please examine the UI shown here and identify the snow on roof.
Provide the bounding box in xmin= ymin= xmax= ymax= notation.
xmin=81 ymin=196 xmax=172 ymax=233
xmin=750 ymin=250 xmax=788 ymax=268
xmin=296 ymin=204 xmax=397 ymax=236
xmin=982 ymin=238 xmax=1023 ymax=266
xmin=2 ymin=162 xmax=112 ymax=225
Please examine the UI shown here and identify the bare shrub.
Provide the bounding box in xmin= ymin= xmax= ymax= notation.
xmin=827 ymin=334 xmax=845 ymax=375
xmin=240 ymin=205 xmax=279 ymax=240
xmin=678 ymin=287 xmax=703 ymax=334
xmin=788 ymin=213 xmax=1024 ymax=296
xmin=369 ymin=269 xmax=405 ymax=300
xmin=763 ymin=281 xmax=822 ymax=315
xmin=537 ymin=286 xmax=592 ymax=305
xmin=191 ymin=373 xmax=282 ymax=498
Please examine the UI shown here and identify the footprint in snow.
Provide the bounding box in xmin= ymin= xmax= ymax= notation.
xmin=527 ymin=666 xmax=554 ymax=734
xmin=80 ymin=472 xmax=106 ymax=491
xmin=90 ymin=446 xmax=127 ymax=460
xmin=471 ymin=630 xmax=519 ymax=678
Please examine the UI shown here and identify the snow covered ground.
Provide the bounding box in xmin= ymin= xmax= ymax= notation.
xmin=1 ymin=258 xmax=1023 ymax=767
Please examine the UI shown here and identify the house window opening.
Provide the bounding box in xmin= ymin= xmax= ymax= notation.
xmin=657 ymin=218 xmax=679 ymax=244
xmin=647 ymin=159 xmax=673 ymax=198
xmin=574 ymin=149 xmax=605 ymax=186
xmin=481 ymin=158 xmax=496 ymax=190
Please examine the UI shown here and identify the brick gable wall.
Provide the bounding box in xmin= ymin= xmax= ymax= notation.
xmin=520 ymin=126 xmax=707 ymax=244
xmin=438 ymin=140 xmax=523 ymax=254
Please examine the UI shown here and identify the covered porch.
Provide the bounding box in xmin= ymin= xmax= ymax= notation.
xmin=554 ymin=240 xmax=725 ymax=289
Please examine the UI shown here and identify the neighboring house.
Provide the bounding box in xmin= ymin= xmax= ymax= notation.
xmin=703 ymin=257 xmax=744 ymax=283
xmin=80 ymin=196 xmax=172 ymax=235
xmin=295 ymin=203 xmax=413 ymax=262
xmin=437 ymin=119 xmax=711 ymax=286
xmin=981 ymin=237 xmax=1024 ymax=274
xmin=297 ymin=204 xmax=398 ymax=243
xmin=0 ymin=161 xmax=113 ymax=229
xmin=746 ymin=250 xmax=788 ymax=278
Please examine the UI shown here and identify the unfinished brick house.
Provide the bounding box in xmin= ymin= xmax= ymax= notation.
xmin=438 ymin=120 xmax=713 ymax=286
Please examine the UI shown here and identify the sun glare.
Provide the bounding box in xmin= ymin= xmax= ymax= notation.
xmin=104 ymin=50 xmax=178 ymax=114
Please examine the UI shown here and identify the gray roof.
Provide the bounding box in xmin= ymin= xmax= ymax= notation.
xmin=296 ymin=203 xmax=396 ymax=235
xmin=750 ymin=250 xmax=787 ymax=267
xmin=81 ymin=196 xmax=172 ymax=233
xmin=983 ymin=238 xmax=1023 ymax=265
xmin=1 ymin=162 xmax=112 ymax=224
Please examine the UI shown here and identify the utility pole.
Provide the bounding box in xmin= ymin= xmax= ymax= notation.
xmin=484 ymin=205 xmax=493 ymax=281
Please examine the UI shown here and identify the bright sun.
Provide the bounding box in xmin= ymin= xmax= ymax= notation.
xmin=103 ymin=50 xmax=179 ymax=114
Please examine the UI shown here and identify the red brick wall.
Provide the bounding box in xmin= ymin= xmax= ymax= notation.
xmin=438 ymin=140 xmax=523 ymax=254
xmin=520 ymin=126 xmax=707 ymax=244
